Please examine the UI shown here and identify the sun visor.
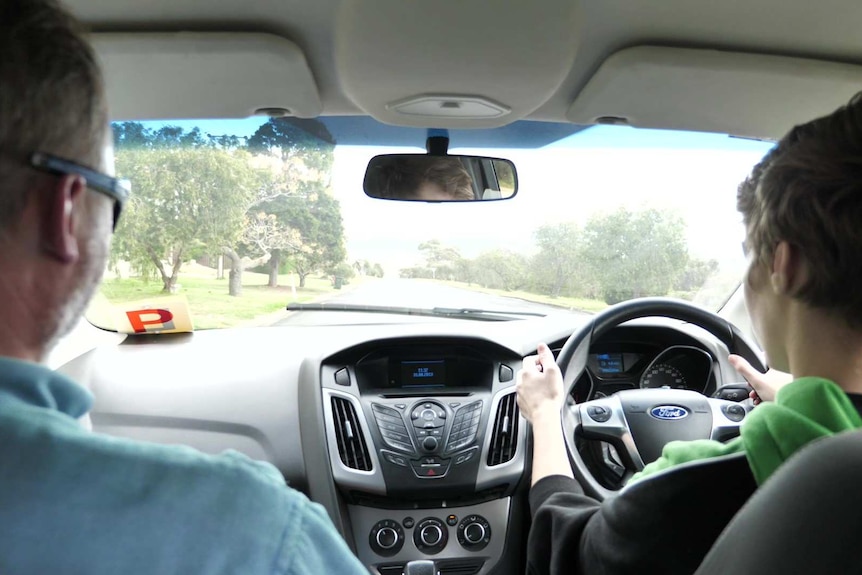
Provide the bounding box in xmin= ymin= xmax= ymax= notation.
xmin=567 ymin=46 xmax=862 ymax=140
xmin=92 ymin=32 xmax=322 ymax=121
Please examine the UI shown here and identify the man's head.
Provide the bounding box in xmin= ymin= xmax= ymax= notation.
xmin=738 ymin=92 xmax=862 ymax=369
xmin=365 ymin=156 xmax=475 ymax=201
xmin=0 ymin=0 xmax=115 ymax=359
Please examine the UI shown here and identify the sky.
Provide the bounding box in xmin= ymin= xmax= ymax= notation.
xmin=133 ymin=118 xmax=775 ymax=276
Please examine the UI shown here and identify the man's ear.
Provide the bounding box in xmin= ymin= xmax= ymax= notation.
xmin=42 ymin=174 xmax=86 ymax=264
xmin=771 ymin=241 xmax=807 ymax=295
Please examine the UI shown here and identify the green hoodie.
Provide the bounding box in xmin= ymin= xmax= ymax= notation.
xmin=628 ymin=377 xmax=862 ymax=486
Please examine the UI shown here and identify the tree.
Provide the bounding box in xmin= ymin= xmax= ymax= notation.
xmin=471 ymin=249 xmax=529 ymax=291
xmin=113 ymin=146 xmax=257 ymax=293
xmin=580 ymin=208 xmax=689 ymax=304
xmin=246 ymin=118 xmax=347 ymax=288
xmin=532 ymin=222 xmax=583 ymax=297
xmin=223 ymin=211 xmax=303 ymax=296
xmin=676 ymin=258 xmax=720 ymax=293
xmin=418 ymin=240 xmax=463 ymax=280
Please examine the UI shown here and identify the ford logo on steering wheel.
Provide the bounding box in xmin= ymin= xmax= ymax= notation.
xmin=650 ymin=405 xmax=689 ymax=420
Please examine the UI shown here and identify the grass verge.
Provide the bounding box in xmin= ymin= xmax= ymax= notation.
xmin=91 ymin=265 xmax=352 ymax=330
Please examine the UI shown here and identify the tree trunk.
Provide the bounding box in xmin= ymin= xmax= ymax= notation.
xmin=222 ymin=246 xmax=271 ymax=297
xmin=223 ymin=247 xmax=244 ymax=297
xmin=146 ymin=246 xmax=173 ymax=293
xmin=268 ymin=253 xmax=280 ymax=288
xmin=168 ymin=247 xmax=184 ymax=293
xmin=298 ymin=270 xmax=309 ymax=288
xmin=229 ymin=267 xmax=242 ymax=297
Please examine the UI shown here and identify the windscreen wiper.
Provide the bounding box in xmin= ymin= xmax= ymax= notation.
xmin=285 ymin=303 xmax=545 ymax=321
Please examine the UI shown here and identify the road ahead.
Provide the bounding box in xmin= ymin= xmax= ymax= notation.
xmin=272 ymin=279 xmax=587 ymax=326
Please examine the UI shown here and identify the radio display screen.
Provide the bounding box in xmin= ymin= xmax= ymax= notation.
xmin=400 ymin=360 xmax=447 ymax=387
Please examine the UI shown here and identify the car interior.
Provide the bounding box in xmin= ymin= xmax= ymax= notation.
xmin=54 ymin=1 xmax=862 ymax=573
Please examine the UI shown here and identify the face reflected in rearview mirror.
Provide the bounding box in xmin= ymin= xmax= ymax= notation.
xmin=363 ymin=154 xmax=518 ymax=202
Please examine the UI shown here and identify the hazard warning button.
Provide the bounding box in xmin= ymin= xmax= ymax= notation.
xmin=410 ymin=456 xmax=451 ymax=478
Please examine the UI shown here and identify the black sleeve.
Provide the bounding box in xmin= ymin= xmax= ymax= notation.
xmin=525 ymin=453 xmax=758 ymax=575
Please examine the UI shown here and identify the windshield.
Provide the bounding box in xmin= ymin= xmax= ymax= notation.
xmin=87 ymin=118 xmax=774 ymax=331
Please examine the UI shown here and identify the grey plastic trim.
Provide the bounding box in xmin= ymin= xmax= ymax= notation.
xmin=348 ymin=498 xmax=511 ymax=574
xmin=322 ymin=389 xmax=386 ymax=495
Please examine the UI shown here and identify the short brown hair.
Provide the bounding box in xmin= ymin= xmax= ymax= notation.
xmin=366 ymin=156 xmax=475 ymax=200
xmin=0 ymin=0 xmax=107 ymax=227
xmin=738 ymin=92 xmax=862 ymax=325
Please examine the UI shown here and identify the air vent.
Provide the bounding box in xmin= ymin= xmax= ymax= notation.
xmin=331 ymin=396 xmax=372 ymax=471
xmin=379 ymin=560 xmax=484 ymax=575
xmin=438 ymin=558 xmax=485 ymax=575
xmin=487 ymin=392 xmax=519 ymax=466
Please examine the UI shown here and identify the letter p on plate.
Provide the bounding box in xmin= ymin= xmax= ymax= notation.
xmin=126 ymin=309 xmax=175 ymax=333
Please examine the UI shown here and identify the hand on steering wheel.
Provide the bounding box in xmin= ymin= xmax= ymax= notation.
xmin=728 ymin=354 xmax=792 ymax=405
xmin=521 ymin=298 xmax=766 ymax=501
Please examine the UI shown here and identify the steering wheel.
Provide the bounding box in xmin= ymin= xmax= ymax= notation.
xmin=555 ymin=297 xmax=767 ymax=500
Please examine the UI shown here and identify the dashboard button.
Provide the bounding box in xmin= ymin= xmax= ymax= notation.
xmin=422 ymin=436 xmax=439 ymax=452
xmin=381 ymin=451 xmax=408 ymax=467
xmin=334 ymin=368 xmax=351 ymax=386
xmin=410 ymin=457 xmax=451 ymax=478
xmin=403 ymin=517 xmax=415 ymax=529
xmin=446 ymin=514 xmax=458 ymax=526
xmin=499 ymin=364 xmax=514 ymax=382
xmin=449 ymin=402 xmax=461 ymax=408
xmin=454 ymin=447 xmax=479 ymax=465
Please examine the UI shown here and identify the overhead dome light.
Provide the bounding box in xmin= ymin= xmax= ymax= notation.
xmin=387 ymin=95 xmax=511 ymax=119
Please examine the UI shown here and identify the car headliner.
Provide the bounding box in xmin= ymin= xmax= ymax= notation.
xmin=65 ymin=0 xmax=862 ymax=139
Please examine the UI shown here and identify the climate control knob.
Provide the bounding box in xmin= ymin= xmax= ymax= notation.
xmin=369 ymin=520 xmax=404 ymax=557
xmin=413 ymin=517 xmax=448 ymax=554
xmin=376 ymin=527 xmax=399 ymax=550
xmin=420 ymin=524 xmax=443 ymax=547
xmin=464 ymin=522 xmax=486 ymax=544
xmin=457 ymin=515 xmax=491 ymax=551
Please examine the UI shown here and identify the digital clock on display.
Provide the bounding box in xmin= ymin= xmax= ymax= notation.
xmin=400 ymin=360 xmax=446 ymax=387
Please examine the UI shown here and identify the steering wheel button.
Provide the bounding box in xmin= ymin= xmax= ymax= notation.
xmin=723 ymin=404 xmax=746 ymax=422
xmin=587 ymin=406 xmax=612 ymax=423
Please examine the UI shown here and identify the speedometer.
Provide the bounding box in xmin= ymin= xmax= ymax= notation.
xmin=640 ymin=364 xmax=687 ymax=389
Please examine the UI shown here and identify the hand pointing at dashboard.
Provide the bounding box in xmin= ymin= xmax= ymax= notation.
xmin=516 ymin=343 xmax=574 ymax=485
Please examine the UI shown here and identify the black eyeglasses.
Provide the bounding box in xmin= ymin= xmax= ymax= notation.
xmin=29 ymin=152 xmax=131 ymax=230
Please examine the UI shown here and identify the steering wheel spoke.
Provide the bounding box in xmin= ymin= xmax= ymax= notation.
xmin=578 ymin=395 xmax=646 ymax=471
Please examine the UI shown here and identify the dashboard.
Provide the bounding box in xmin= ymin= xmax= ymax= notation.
xmin=62 ymin=314 xmax=743 ymax=575
xmin=569 ymin=325 xmax=720 ymax=404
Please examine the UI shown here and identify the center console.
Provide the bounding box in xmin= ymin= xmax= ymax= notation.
xmin=321 ymin=338 xmax=527 ymax=575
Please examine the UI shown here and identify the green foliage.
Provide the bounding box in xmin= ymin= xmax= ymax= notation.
xmin=580 ymin=208 xmax=689 ymax=304
xmin=401 ymin=207 xmax=694 ymax=305
xmin=110 ymin=119 xmax=351 ymax=295
xmin=113 ymin=146 xmax=260 ymax=291
xmin=471 ymin=249 xmax=529 ymax=291
xmin=531 ymin=222 xmax=584 ymax=297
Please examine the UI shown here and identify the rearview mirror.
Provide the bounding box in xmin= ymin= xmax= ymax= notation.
xmin=363 ymin=154 xmax=518 ymax=202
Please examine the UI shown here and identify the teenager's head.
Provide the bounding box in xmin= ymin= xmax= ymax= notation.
xmin=365 ymin=156 xmax=475 ymax=200
xmin=738 ymin=93 xmax=862 ymax=370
